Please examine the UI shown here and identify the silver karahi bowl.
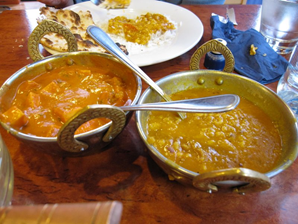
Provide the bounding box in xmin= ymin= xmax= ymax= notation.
xmin=0 ymin=52 xmax=142 ymax=157
xmin=135 ymin=70 xmax=298 ymax=194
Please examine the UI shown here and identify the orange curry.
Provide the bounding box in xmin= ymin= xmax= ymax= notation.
xmin=147 ymin=88 xmax=282 ymax=174
xmin=0 ymin=64 xmax=137 ymax=137
xmin=108 ymin=13 xmax=176 ymax=45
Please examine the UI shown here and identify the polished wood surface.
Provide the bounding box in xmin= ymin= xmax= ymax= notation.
xmin=0 ymin=5 xmax=297 ymax=224
xmin=6 ymin=1 xmax=46 ymax=10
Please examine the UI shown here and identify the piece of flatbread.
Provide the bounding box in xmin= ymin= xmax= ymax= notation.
xmin=38 ymin=7 xmax=128 ymax=54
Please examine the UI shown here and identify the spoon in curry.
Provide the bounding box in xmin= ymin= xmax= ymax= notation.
xmin=119 ymin=94 xmax=239 ymax=113
xmin=86 ymin=26 xmax=240 ymax=116
xmin=87 ymin=26 xmax=178 ymax=105
xmin=58 ymin=94 xmax=239 ymax=152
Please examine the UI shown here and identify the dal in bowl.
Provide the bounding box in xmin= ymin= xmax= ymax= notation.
xmin=135 ymin=70 xmax=298 ymax=193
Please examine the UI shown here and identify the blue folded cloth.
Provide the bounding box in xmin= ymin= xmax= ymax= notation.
xmin=210 ymin=15 xmax=289 ymax=84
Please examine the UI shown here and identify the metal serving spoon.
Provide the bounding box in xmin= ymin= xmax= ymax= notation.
xmin=86 ymin=26 xmax=240 ymax=119
xmin=57 ymin=94 xmax=239 ymax=152
xmin=119 ymin=94 xmax=239 ymax=113
xmin=87 ymin=25 xmax=176 ymax=106
xmin=90 ymin=0 xmax=103 ymax=5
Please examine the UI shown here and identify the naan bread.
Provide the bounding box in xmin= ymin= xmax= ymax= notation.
xmin=38 ymin=7 xmax=128 ymax=54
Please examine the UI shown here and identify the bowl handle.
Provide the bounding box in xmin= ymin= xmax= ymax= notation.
xmin=192 ymin=167 xmax=271 ymax=194
xmin=189 ymin=39 xmax=235 ymax=73
xmin=57 ymin=105 xmax=126 ymax=153
xmin=28 ymin=19 xmax=78 ymax=62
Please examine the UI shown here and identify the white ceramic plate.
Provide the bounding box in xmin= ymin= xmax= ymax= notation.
xmin=64 ymin=0 xmax=204 ymax=67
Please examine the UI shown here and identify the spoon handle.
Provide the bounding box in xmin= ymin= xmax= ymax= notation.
xmin=87 ymin=25 xmax=172 ymax=103
xmin=89 ymin=0 xmax=103 ymax=6
xmin=120 ymin=94 xmax=240 ymax=113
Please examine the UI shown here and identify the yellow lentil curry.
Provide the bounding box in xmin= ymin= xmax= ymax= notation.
xmin=107 ymin=13 xmax=176 ymax=45
xmin=147 ymin=88 xmax=282 ymax=174
xmin=0 ymin=64 xmax=137 ymax=137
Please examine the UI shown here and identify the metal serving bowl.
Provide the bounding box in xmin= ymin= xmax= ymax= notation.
xmin=0 ymin=52 xmax=142 ymax=157
xmin=135 ymin=70 xmax=298 ymax=194
xmin=0 ymin=134 xmax=14 ymax=206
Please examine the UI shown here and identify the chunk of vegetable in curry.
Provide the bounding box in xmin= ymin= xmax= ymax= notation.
xmin=0 ymin=65 xmax=136 ymax=137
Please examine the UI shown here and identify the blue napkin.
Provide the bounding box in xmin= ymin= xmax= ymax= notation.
xmin=210 ymin=15 xmax=289 ymax=84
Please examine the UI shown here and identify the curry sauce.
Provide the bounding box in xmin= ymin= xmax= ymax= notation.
xmin=147 ymin=88 xmax=282 ymax=174
xmin=0 ymin=64 xmax=136 ymax=137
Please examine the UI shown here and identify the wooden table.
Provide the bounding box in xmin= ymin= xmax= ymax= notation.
xmin=3 ymin=1 xmax=46 ymax=10
xmin=1 ymin=4 xmax=297 ymax=224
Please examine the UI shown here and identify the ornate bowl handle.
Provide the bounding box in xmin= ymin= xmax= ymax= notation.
xmin=57 ymin=105 xmax=126 ymax=153
xmin=192 ymin=168 xmax=271 ymax=194
xmin=190 ymin=39 xmax=235 ymax=73
xmin=28 ymin=19 xmax=78 ymax=61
